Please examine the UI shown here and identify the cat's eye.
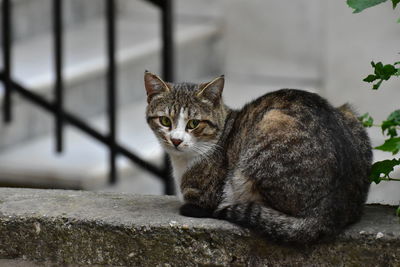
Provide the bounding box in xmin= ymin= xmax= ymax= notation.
xmin=159 ymin=116 xmax=171 ymax=127
xmin=186 ymin=119 xmax=200 ymax=130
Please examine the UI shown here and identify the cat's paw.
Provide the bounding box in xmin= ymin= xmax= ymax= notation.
xmin=182 ymin=188 xmax=201 ymax=203
xmin=179 ymin=203 xmax=214 ymax=218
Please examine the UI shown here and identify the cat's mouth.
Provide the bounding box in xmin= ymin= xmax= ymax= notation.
xmin=165 ymin=145 xmax=184 ymax=154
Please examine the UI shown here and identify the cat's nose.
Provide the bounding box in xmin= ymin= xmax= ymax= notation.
xmin=171 ymin=138 xmax=183 ymax=147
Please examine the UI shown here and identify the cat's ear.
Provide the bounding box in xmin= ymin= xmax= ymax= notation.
xmin=144 ymin=70 xmax=171 ymax=103
xmin=197 ymin=75 xmax=224 ymax=105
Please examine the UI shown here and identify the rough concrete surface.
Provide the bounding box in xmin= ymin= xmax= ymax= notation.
xmin=0 ymin=188 xmax=399 ymax=266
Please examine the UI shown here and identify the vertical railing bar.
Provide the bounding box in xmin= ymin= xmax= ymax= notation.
xmin=53 ymin=0 xmax=64 ymax=153
xmin=2 ymin=0 xmax=12 ymax=123
xmin=161 ymin=0 xmax=175 ymax=195
xmin=106 ymin=0 xmax=117 ymax=184
xmin=161 ymin=0 xmax=174 ymax=82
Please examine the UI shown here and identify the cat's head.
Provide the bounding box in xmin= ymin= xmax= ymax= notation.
xmin=144 ymin=71 xmax=228 ymax=158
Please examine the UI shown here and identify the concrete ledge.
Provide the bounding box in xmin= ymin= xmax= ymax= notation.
xmin=0 ymin=188 xmax=399 ymax=266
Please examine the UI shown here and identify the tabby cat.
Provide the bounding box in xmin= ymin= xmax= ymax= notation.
xmin=144 ymin=71 xmax=372 ymax=244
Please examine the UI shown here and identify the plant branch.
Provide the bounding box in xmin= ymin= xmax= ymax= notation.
xmin=379 ymin=177 xmax=400 ymax=182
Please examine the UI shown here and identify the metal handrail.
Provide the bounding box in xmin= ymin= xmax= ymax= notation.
xmin=0 ymin=0 xmax=174 ymax=194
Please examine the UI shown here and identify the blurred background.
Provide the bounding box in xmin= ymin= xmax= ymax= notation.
xmin=0 ymin=0 xmax=399 ymax=204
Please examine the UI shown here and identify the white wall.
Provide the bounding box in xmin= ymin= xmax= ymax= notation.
xmin=323 ymin=1 xmax=400 ymax=205
xmin=222 ymin=0 xmax=322 ymax=83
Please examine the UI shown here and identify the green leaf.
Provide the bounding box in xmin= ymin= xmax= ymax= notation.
xmin=387 ymin=127 xmax=398 ymax=138
xmin=347 ymin=0 xmax=388 ymax=13
xmin=366 ymin=61 xmax=399 ymax=89
xmin=359 ymin=113 xmax=374 ymax=127
xmin=384 ymin=109 xmax=400 ymax=127
xmin=369 ymin=158 xmax=400 ymax=183
xmin=397 ymin=206 xmax=400 ymax=217
xmin=363 ymin=74 xmax=377 ymax=82
xmin=382 ymin=64 xmax=397 ymax=79
xmin=374 ymin=62 xmax=384 ymax=75
xmin=382 ymin=110 xmax=400 ymax=137
xmin=383 ymin=109 xmax=400 ymax=125
xmin=373 ymin=62 xmax=397 ymax=80
xmin=392 ymin=0 xmax=400 ymax=8
xmin=375 ymin=137 xmax=400 ymax=154
xmin=372 ymin=79 xmax=383 ymax=89
xmin=370 ymin=61 xmax=398 ymax=78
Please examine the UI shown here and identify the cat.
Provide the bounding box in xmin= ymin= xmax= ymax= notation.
xmin=144 ymin=71 xmax=372 ymax=244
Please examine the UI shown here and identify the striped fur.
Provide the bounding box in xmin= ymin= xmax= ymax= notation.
xmin=145 ymin=72 xmax=372 ymax=244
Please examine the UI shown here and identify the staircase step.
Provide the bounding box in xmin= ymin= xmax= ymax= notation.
xmin=0 ymin=100 xmax=164 ymax=191
xmin=2 ymin=0 xmax=104 ymax=43
xmin=0 ymin=16 xmax=223 ymax=150
xmin=119 ymin=0 xmax=223 ymax=21
xmin=5 ymin=0 xmax=223 ymax=44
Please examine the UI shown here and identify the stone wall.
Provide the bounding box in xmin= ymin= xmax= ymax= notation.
xmin=0 ymin=188 xmax=399 ymax=266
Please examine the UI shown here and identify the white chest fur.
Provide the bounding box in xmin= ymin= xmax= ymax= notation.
xmin=169 ymin=147 xmax=216 ymax=201
xmin=170 ymin=155 xmax=191 ymax=201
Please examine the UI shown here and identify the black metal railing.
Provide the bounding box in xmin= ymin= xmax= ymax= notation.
xmin=0 ymin=0 xmax=175 ymax=194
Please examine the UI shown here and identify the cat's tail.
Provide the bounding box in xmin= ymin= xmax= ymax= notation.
xmin=214 ymin=202 xmax=331 ymax=244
